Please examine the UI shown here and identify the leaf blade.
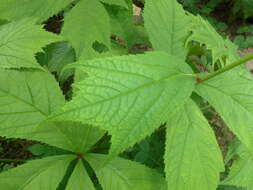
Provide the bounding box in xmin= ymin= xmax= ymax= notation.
xmin=0 ymin=19 xmax=62 ymax=69
xmin=0 ymin=70 xmax=65 ymax=138
xmin=50 ymin=52 xmax=195 ymax=157
xmin=195 ymin=68 xmax=253 ymax=155
xmin=0 ymin=155 xmax=75 ymax=190
xmin=144 ymin=0 xmax=190 ymax=58
xmin=165 ymin=99 xmax=224 ymax=190
xmin=86 ymin=153 xmax=166 ymax=190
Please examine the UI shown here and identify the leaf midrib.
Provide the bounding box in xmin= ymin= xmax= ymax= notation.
xmin=51 ymin=72 xmax=189 ymax=119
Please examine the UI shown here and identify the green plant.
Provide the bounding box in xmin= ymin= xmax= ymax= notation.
xmin=0 ymin=0 xmax=253 ymax=190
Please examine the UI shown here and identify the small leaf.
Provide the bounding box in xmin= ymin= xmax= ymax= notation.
xmin=86 ymin=153 xmax=166 ymax=190
xmin=144 ymin=0 xmax=190 ymax=59
xmin=187 ymin=15 xmax=239 ymax=64
xmin=0 ymin=19 xmax=62 ymax=69
xmin=50 ymin=52 xmax=195 ymax=157
xmin=62 ymin=0 xmax=110 ymax=59
xmin=66 ymin=160 xmax=96 ymax=190
xmin=0 ymin=155 xmax=75 ymax=190
xmin=195 ymin=68 xmax=253 ymax=156
xmin=165 ymin=99 xmax=224 ymax=190
xmin=0 ymin=70 xmax=65 ymax=138
xmin=37 ymin=42 xmax=76 ymax=82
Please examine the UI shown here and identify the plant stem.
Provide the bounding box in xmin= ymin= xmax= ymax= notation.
xmin=200 ymin=53 xmax=253 ymax=82
xmin=0 ymin=158 xmax=26 ymax=163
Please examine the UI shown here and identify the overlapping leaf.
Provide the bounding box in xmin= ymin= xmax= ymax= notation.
xmin=62 ymin=0 xmax=110 ymax=59
xmin=0 ymin=19 xmax=62 ymax=69
xmin=165 ymin=99 xmax=224 ymax=190
xmin=0 ymin=155 xmax=75 ymax=190
xmin=196 ymin=67 xmax=253 ymax=155
xmin=0 ymin=120 xmax=165 ymax=189
xmin=0 ymin=70 xmax=64 ymax=138
xmin=29 ymin=121 xmax=105 ymax=153
xmin=36 ymin=42 xmax=76 ymax=82
xmin=187 ymin=15 xmax=239 ymax=65
xmin=144 ymin=0 xmax=190 ymax=59
xmin=86 ymin=153 xmax=166 ymax=190
xmin=0 ymin=0 xmax=72 ymax=23
xmin=50 ymin=51 xmax=195 ymax=157
xmin=65 ymin=160 xmax=96 ymax=190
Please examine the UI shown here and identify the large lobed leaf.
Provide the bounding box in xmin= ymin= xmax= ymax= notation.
xmin=50 ymin=51 xmax=195 ymax=157
xmin=196 ymin=67 xmax=253 ymax=156
xmin=144 ymin=0 xmax=190 ymax=59
xmin=165 ymin=99 xmax=224 ymax=190
xmin=0 ymin=70 xmax=65 ymax=138
xmin=61 ymin=0 xmax=110 ymax=59
xmin=0 ymin=19 xmax=62 ymax=69
xmin=0 ymin=0 xmax=73 ymax=23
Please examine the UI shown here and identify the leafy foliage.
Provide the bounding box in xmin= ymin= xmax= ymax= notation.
xmin=0 ymin=0 xmax=72 ymax=23
xmin=0 ymin=0 xmax=253 ymax=189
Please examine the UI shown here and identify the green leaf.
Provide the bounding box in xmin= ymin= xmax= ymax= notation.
xmin=50 ymin=52 xmax=195 ymax=157
xmin=0 ymin=19 xmax=62 ymax=69
xmin=195 ymin=68 xmax=253 ymax=156
xmin=108 ymin=6 xmax=149 ymax=48
xmin=222 ymin=143 xmax=253 ymax=189
xmin=0 ymin=70 xmax=65 ymax=138
xmin=144 ymin=0 xmax=190 ymax=58
xmin=0 ymin=155 xmax=75 ymax=190
xmin=36 ymin=42 xmax=76 ymax=82
xmin=62 ymin=0 xmax=110 ymax=59
xmin=0 ymin=0 xmax=72 ymax=23
xmin=86 ymin=153 xmax=166 ymax=190
xmin=29 ymin=121 xmax=105 ymax=153
xmin=165 ymin=99 xmax=224 ymax=190
xmin=100 ymin=0 xmax=128 ymax=8
xmin=66 ymin=160 xmax=95 ymax=190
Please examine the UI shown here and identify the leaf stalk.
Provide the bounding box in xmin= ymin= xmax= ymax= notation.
xmin=200 ymin=53 xmax=253 ymax=82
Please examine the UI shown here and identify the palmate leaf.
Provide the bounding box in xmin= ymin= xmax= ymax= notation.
xmin=50 ymin=51 xmax=195 ymax=157
xmin=165 ymin=99 xmax=224 ymax=190
xmin=0 ymin=19 xmax=62 ymax=69
xmin=144 ymin=0 xmax=191 ymax=59
xmin=0 ymin=155 xmax=75 ymax=190
xmin=0 ymin=120 xmax=165 ymax=189
xmin=195 ymin=67 xmax=253 ymax=155
xmin=86 ymin=153 xmax=166 ymax=190
xmin=0 ymin=70 xmax=64 ymax=138
xmin=0 ymin=0 xmax=73 ymax=23
xmin=61 ymin=0 xmax=110 ymax=59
